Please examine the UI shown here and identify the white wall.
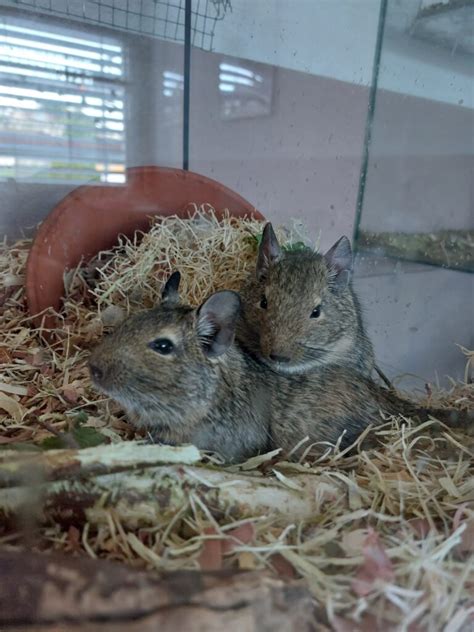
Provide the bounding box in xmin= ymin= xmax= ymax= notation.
xmin=1 ymin=0 xmax=471 ymax=108
xmin=211 ymin=0 xmax=380 ymax=86
xmin=211 ymin=0 xmax=473 ymax=109
xmin=381 ymin=29 xmax=473 ymax=109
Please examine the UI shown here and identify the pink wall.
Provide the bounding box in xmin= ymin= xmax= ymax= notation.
xmin=361 ymin=91 xmax=473 ymax=234
xmin=189 ymin=49 xmax=370 ymax=251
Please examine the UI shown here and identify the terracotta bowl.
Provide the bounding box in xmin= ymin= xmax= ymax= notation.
xmin=26 ymin=166 xmax=263 ymax=327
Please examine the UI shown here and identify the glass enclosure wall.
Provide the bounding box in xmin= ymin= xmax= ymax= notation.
xmin=189 ymin=1 xmax=379 ymax=253
xmin=0 ymin=0 xmax=472 ymax=386
xmin=188 ymin=0 xmax=473 ymax=386
xmin=354 ymin=0 xmax=473 ymax=385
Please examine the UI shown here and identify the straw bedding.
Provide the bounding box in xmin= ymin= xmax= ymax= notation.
xmin=0 ymin=207 xmax=473 ymax=631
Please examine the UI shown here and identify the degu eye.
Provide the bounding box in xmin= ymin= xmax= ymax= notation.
xmin=310 ymin=305 xmax=321 ymax=319
xmin=260 ymin=294 xmax=268 ymax=309
xmin=148 ymin=338 xmax=174 ymax=355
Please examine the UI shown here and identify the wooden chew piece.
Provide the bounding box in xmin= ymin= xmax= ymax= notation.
xmin=0 ymin=549 xmax=315 ymax=631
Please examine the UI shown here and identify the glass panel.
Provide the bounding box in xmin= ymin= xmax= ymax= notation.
xmin=1 ymin=0 xmax=471 ymax=386
xmin=190 ymin=0 xmax=473 ymax=385
xmin=354 ymin=0 xmax=473 ymax=385
xmin=190 ymin=1 xmax=379 ymax=249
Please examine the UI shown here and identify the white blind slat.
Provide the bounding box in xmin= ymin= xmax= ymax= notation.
xmin=0 ymin=16 xmax=126 ymax=184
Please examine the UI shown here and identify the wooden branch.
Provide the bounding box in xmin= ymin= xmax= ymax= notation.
xmin=0 ymin=442 xmax=202 ymax=488
xmin=0 ymin=549 xmax=316 ymax=631
xmin=0 ymin=443 xmax=345 ymax=529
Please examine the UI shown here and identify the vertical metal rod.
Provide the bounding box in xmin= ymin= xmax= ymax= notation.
xmin=352 ymin=0 xmax=388 ymax=250
xmin=183 ymin=0 xmax=192 ymax=170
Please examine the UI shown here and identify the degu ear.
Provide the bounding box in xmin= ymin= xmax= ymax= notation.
xmin=196 ymin=291 xmax=241 ymax=358
xmin=324 ymin=236 xmax=353 ymax=294
xmin=161 ymin=271 xmax=181 ymax=304
xmin=256 ymin=223 xmax=282 ymax=282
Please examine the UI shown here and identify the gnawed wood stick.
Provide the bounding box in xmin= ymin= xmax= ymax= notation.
xmin=0 ymin=442 xmax=201 ymax=488
xmin=0 ymin=549 xmax=316 ymax=631
xmin=0 ymin=443 xmax=344 ymax=529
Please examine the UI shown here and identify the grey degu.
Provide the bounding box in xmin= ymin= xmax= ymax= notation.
xmin=89 ymin=272 xmax=472 ymax=463
xmin=237 ymin=223 xmax=375 ymax=377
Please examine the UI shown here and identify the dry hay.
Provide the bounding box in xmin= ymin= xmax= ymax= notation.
xmin=0 ymin=207 xmax=473 ymax=631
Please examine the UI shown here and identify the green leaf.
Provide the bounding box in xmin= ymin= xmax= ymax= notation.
xmin=249 ymin=232 xmax=307 ymax=253
xmin=73 ymin=426 xmax=107 ymax=448
xmin=40 ymin=427 xmax=107 ymax=450
xmin=282 ymin=241 xmax=307 ymax=252
xmin=40 ymin=436 xmax=66 ymax=450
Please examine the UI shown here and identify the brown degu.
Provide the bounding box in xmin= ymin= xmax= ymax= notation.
xmin=89 ymin=273 xmax=471 ymax=463
xmin=237 ymin=223 xmax=375 ymax=377
xmin=89 ymin=272 xmax=271 ymax=463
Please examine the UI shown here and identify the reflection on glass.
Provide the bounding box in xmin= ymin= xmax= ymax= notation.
xmin=218 ymin=58 xmax=273 ymax=121
xmin=162 ymin=70 xmax=184 ymax=98
xmin=413 ymin=0 xmax=474 ymax=55
xmin=0 ymin=16 xmax=126 ymax=184
xmin=352 ymin=0 xmax=473 ymax=383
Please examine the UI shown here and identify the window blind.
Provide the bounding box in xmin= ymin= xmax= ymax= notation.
xmin=0 ymin=16 xmax=126 ymax=184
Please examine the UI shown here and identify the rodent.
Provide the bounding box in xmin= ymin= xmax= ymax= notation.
xmin=89 ymin=272 xmax=272 ymax=463
xmin=89 ymin=272 xmax=472 ymax=463
xmin=237 ymin=222 xmax=376 ymax=378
